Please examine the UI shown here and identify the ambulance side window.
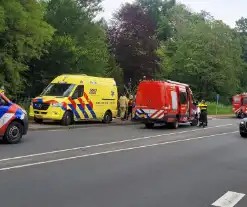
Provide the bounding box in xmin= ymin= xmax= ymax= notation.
xmin=72 ymin=85 xmax=84 ymax=99
xmin=179 ymin=92 xmax=187 ymax=104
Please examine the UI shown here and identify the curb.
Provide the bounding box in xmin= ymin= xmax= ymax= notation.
xmin=29 ymin=121 xmax=141 ymax=131
xmin=208 ymin=116 xmax=235 ymax=119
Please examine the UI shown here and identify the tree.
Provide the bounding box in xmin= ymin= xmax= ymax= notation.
xmin=236 ymin=17 xmax=247 ymax=35
xmin=25 ymin=0 xmax=110 ymax=97
xmin=77 ymin=0 xmax=103 ymax=18
xmin=136 ymin=0 xmax=175 ymax=41
xmin=235 ymin=17 xmax=247 ymax=92
xmin=0 ymin=0 xmax=54 ymax=95
xmin=108 ymin=3 xmax=160 ymax=84
xmin=158 ymin=5 xmax=244 ymax=102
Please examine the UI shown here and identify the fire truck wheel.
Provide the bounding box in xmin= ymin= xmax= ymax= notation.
xmin=172 ymin=119 xmax=179 ymax=129
xmin=190 ymin=118 xmax=198 ymax=126
xmin=240 ymin=112 xmax=245 ymax=119
xmin=145 ymin=123 xmax=154 ymax=129
xmin=3 ymin=121 xmax=23 ymax=144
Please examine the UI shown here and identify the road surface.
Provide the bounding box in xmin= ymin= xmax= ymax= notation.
xmin=0 ymin=118 xmax=246 ymax=207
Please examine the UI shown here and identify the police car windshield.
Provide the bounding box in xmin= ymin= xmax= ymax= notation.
xmin=41 ymin=83 xmax=75 ymax=97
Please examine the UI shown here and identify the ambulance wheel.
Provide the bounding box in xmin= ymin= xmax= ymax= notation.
xmin=34 ymin=117 xmax=43 ymax=124
xmin=145 ymin=123 xmax=154 ymax=129
xmin=3 ymin=121 xmax=23 ymax=144
xmin=61 ymin=111 xmax=73 ymax=126
xmin=103 ymin=111 xmax=112 ymax=123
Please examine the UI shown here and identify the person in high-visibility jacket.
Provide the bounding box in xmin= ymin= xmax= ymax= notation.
xmin=127 ymin=95 xmax=133 ymax=120
xmin=198 ymin=100 xmax=208 ymax=127
xmin=119 ymin=93 xmax=128 ymax=120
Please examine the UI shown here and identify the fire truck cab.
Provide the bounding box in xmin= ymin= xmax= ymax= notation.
xmin=232 ymin=93 xmax=247 ymax=118
xmin=134 ymin=80 xmax=198 ymax=129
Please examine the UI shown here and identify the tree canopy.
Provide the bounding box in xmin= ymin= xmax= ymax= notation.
xmin=1 ymin=0 xmax=247 ymax=104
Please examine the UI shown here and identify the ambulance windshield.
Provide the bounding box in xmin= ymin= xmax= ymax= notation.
xmin=41 ymin=83 xmax=75 ymax=97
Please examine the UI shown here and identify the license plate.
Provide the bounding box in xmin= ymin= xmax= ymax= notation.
xmin=35 ymin=115 xmax=43 ymax=118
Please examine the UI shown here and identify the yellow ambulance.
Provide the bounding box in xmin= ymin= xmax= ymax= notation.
xmin=29 ymin=74 xmax=118 ymax=125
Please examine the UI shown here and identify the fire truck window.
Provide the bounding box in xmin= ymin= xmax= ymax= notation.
xmin=179 ymin=92 xmax=187 ymax=104
xmin=233 ymin=97 xmax=240 ymax=102
xmin=171 ymin=91 xmax=178 ymax=110
xmin=243 ymin=98 xmax=247 ymax=105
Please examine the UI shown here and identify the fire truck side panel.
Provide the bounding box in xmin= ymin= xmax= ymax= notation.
xmin=135 ymin=80 xmax=196 ymax=125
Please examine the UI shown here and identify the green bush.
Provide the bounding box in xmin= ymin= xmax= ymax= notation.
xmin=16 ymin=98 xmax=31 ymax=114
xmin=206 ymin=102 xmax=232 ymax=115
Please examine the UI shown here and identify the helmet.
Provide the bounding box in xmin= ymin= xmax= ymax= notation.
xmin=129 ymin=95 xmax=133 ymax=100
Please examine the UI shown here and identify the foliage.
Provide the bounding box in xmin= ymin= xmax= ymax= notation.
xmin=156 ymin=5 xmax=244 ymax=103
xmin=0 ymin=0 xmax=54 ymax=96
xmin=108 ymin=3 xmax=160 ymax=84
xmin=2 ymin=0 xmax=247 ymax=108
xmin=24 ymin=0 xmax=110 ymax=97
xmin=207 ymin=102 xmax=232 ymax=115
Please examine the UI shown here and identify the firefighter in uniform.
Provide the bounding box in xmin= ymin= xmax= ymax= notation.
xmin=198 ymin=100 xmax=208 ymax=127
xmin=119 ymin=93 xmax=128 ymax=120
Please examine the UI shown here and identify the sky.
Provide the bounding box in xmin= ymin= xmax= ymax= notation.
xmin=99 ymin=0 xmax=247 ymax=27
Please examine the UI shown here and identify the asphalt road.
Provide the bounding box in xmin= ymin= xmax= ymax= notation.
xmin=0 ymin=118 xmax=246 ymax=207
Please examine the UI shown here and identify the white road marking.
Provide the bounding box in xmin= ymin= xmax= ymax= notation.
xmin=0 ymin=124 xmax=232 ymax=162
xmin=212 ymin=191 xmax=245 ymax=207
xmin=0 ymin=130 xmax=238 ymax=172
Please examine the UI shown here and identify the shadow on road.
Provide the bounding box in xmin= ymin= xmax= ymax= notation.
xmin=139 ymin=123 xmax=192 ymax=130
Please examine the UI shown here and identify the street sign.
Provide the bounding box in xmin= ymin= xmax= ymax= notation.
xmin=216 ymin=94 xmax=219 ymax=115
xmin=216 ymin=94 xmax=220 ymax=101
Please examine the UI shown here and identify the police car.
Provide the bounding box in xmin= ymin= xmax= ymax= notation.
xmin=239 ymin=118 xmax=247 ymax=138
xmin=0 ymin=92 xmax=28 ymax=144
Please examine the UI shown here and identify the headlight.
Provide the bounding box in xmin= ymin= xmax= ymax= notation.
xmin=52 ymin=103 xmax=62 ymax=107
xmin=23 ymin=109 xmax=27 ymax=114
xmin=240 ymin=121 xmax=244 ymax=125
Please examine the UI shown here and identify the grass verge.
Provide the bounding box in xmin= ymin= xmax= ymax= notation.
xmin=207 ymin=102 xmax=232 ymax=115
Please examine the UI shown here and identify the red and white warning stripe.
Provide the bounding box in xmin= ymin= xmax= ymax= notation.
xmin=234 ymin=107 xmax=241 ymax=113
xmin=150 ymin=110 xmax=164 ymax=119
xmin=136 ymin=109 xmax=164 ymax=119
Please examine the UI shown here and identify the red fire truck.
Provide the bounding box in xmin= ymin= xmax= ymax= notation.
xmin=134 ymin=80 xmax=198 ymax=129
xmin=232 ymin=93 xmax=247 ymax=118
